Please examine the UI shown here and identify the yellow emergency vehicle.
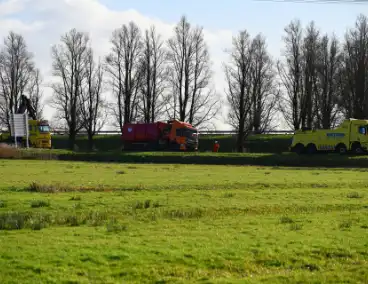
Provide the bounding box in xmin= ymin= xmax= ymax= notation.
xmin=290 ymin=118 xmax=368 ymax=154
xmin=0 ymin=95 xmax=51 ymax=149
xmin=0 ymin=120 xmax=51 ymax=148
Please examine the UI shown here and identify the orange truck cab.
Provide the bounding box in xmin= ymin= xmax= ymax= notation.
xmin=160 ymin=120 xmax=198 ymax=151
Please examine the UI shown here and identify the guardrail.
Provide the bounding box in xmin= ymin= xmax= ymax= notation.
xmin=50 ymin=129 xmax=295 ymax=135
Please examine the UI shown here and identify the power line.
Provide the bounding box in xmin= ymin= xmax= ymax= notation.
xmin=253 ymin=0 xmax=368 ymax=4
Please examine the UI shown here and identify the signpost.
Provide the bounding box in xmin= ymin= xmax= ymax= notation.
xmin=9 ymin=113 xmax=29 ymax=148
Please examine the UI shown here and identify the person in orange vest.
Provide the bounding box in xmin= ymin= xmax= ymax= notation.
xmin=213 ymin=140 xmax=220 ymax=152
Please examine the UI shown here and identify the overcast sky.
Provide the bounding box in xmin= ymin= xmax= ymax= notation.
xmin=0 ymin=0 xmax=365 ymax=130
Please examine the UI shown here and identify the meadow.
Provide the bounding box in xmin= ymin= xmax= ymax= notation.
xmin=0 ymin=159 xmax=367 ymax=283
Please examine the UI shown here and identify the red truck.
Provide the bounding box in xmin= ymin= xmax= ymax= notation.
xmin=121 ymin=119 xmax=199 ymax=151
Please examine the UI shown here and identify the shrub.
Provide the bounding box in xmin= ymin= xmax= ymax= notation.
xmin=0 ymin=144 xmax=20 ymax=159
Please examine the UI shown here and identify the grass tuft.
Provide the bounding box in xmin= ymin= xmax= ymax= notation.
xmin=144 ymin=199 xmax=151 ymax=209
xmin=28 ymin=214 xmax=50 ymax=230
xmin=106 ymin=218 xmax=127 ymax=233
xmin=164 ymin=208 xmax=204 ymax=219
xmin=346 ymin=192 xmax=364 ymax=199
xmin=222 ymin=192 xmax=235 ymax=198
xmin=339 ymin=220 xmax=353 ymax=230
xmin=0 ymin=212 xmax=29 ymax=230
xmin=27 ymin=182 xmax=109 ymax=193
xmin=301 ymin=263 xmax=320 ymax=271
xmin=0 ymin=210 xmax=112 ymax=231
xmin=69 ymin=196 xmax=81 ymax=201
xmin=289 ymin=223 xmax=303 ymax=231
xmin=64 ymin=215 xmax=82 ymax=227
xmin=280 ymin=216 xmax=294 ymax=224
xmin=132 ymin=199 xmax=157 ymax=210
xmin=30 ymin=200 xmax=50 ymax=208
xmin=0 ymin=200 xmax=6 ymax=208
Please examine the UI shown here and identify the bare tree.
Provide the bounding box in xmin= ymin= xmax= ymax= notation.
xmin=139 ymin=26 xmax=168 ymax=123
xmin=302 ymin=21 xmax=320 ymax=129
xmin=224 ymin=30 xmax=254 ymax=152
xmin=339 ymin=14 xmax=368 ymax=119
xmin=51 ymin=28 xmax=89 ymax=150
xmin=0 ymin=31 xmax=35 ymax=129
xmin=105 ymin=22 xmax=143 ymax=131
xmin=167 ymin=16 xmax=218 ymax=127
xmin=81 ymin=48 xmax=105 ymax=151
xmin=249 ymin=34 xmax=278 ymax=133
xmin=27 ymin=68 xmax=44 ymax=120
xmin=278 ymin=19 xmax=305 ymax=130
xmin=315 ymin=34 xmax=341 ymax=128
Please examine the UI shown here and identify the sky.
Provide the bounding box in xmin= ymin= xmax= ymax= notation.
xmin=0 ymin=0 xmax=366 ymax=130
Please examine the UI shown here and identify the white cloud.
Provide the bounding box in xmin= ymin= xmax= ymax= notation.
xmin=0 ymin=0 xmax=28 ymax=16
xmin=0 ymin=0 xmax=236 ymax=130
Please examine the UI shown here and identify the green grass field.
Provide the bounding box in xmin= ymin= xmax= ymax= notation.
xmin=1 ymin=159 xmax=367 ymax=283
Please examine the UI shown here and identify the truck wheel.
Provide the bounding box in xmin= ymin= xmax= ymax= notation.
xmin=351 ymin=142 xmax=363 ymax=154
xmin=306 ymin=143 xmax=317 ymax=155
xmin=294 ymin=143 xmax=305 ymax=155
xmin=335 ymin=144 xmax=347 ymax=155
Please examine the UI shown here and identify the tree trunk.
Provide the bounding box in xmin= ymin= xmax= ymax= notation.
xmin=237 ymin=119 xmax=245 ymax=153
xmin=68 ymin=131 xmax=76 ymax=151
xmin=88 ymin=132 xmax=94 ymax=152
xmin=237 ymin=130 xmax=244 ymax=153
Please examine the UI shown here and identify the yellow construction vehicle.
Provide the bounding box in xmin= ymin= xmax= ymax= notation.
xmin=290 ymin=118 xmax=368 ymax=155
xmin=0 ymin=95 xmax=51 ymax=149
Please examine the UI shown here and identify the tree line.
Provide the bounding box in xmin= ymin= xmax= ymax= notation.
xmin=0 ymin=14 xmax=367 ymax=151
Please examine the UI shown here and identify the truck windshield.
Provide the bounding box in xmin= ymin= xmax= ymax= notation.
xmin=39 ymin=125 xmax=50 ymax=133
xmin=176 ymin=128 xmax=197 ymax=138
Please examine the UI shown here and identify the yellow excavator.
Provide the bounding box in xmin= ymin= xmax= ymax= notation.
xmin=0 ymin=95 xmax=51 ymax=148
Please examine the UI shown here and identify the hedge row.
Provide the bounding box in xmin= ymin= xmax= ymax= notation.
xmin=50 ymin=134 xmax=293 ymax=153
xmin=2 ymin=147 xmax=368 ymax=168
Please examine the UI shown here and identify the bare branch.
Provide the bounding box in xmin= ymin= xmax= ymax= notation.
xmin=105 ymin=21 xmax=143 ymax=132
xmin=224 ymin=30 xmax=254 ymax=152
xmin=50 ymin=28 xmax=89 ymax=150
xmin=167 ymin=16 xmax=219 ymax=127
xmin=0 ymin=31 xmax=35 ymax=129
xmin=80 ymin=48 xmax=106 ymax=150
